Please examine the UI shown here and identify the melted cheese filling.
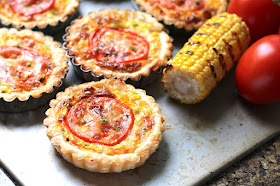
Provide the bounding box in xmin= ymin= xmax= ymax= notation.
xmin=67 ymin=14 xmax=163 ymax=72
xmin=0 ymin=35 xmax=54 ymax=94
xmin=56 ymin=84 xmax=156 ymax=155
xmin=0 ymin=0 xmax=73 ymax=22
xmin=140 ymin=0 xmax=224 ymax=21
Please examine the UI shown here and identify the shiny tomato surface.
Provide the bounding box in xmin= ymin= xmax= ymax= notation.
xmin=235 ymin=35 xmax=280 ymax=104
xmin=228 ymin=0 xmax=280 ymax=43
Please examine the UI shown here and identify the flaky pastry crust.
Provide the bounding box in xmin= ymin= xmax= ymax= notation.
xmin=44 ymin=79 xmax=165 ymax=173
xmin=135 ymin=0 xmax=228 ymax=30
xmin=0 ymin=28 xmax=69 ymax=102
xmin=65 ymin=9 xmax=173 ymax=81
xmin=0 ymin=0 xmax=80 ymax=29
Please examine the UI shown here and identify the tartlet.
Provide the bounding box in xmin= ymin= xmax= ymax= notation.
xmin=44 ymin=79 xmax=165 ymax=173
xmin=134 ymin=0 xmax=228 ymax=30
xmin=0 ymin=0 xmax=80 ymax=29
xmin=0 ymin=28 xmax=69 ymax=112
xmin=64 ymin=9 xmax=173 ymax=81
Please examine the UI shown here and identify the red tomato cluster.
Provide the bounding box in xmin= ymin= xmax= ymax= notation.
xmin=229 ymin=0 xmax=280 ymax=104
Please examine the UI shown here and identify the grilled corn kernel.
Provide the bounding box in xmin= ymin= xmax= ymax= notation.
xmin=162 ymin=13 xmax=250 ymax=104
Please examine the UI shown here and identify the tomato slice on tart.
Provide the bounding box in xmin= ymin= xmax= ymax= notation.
xmin=66 ymin=96 xmax=135 ymax=146
xmin=153 ymin=0 xmax=204 ymax=11
xmin=0 ymin=46 xmax=53 ymax=92
xmin=6 ymin=0 xmax=55 ymax=17
xmin=89 ymin=27 xmax=149 ymax=64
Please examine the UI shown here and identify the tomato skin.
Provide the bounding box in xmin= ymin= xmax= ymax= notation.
xmin=89 ymin=27 xmax=149 ymax=64
xmin=228 ymin=0 xmax=280 ymax=44
xmin=235 ymin=35 xmax=280 ymax=104
xmin=7 ymin=0 xmax=55 ymax=17
xmin=0 ymin=46 xmax=51 ymax=92
xmin=66 ymin=96 xmax=135 ymax=146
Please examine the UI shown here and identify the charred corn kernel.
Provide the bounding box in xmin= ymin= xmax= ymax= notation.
xmin=162 ymin=12 xmax=250 ymax=104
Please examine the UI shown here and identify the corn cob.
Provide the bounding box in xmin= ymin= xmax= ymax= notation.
xmin=161 ymin=12 xmax=250 ymax=104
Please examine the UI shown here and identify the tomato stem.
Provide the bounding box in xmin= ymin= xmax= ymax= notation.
xmin=272 ymin=0 xmax=280 ymax=6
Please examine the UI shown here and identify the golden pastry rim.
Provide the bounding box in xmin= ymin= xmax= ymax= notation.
xmin=0 ymin=28 xmax=69 ymax=102
xmin=135 ymin=0 xmax=228 ymax=30
xmin=65 ymin=9 xmax=173 ymax=81
xmin=0 ymin=0 xmax=81 ymax=29
xmin=44 ymin=79 xmax=165 ymax=173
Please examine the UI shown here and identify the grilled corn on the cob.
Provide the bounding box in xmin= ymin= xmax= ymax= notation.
xmin=162 ymin=12 xmax=250 ymax=104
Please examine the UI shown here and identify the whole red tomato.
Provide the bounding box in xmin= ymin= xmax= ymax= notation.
xmin=235 ymin=35 xmax=280 ymax=104
xmin=228 ymin=0 xmax=280 ymax=43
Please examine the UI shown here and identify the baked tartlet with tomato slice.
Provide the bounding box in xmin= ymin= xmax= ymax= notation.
xmin=134 ymin=0 xmax=227 ymax=30
xmin=0 ymin=28 xmax=69 ymax=112
xmin=44 ymin=79 xmax=165 ymax=173
xmin=64 ymin=9 xmax=173 ymax=82
xmin=0 ymin=0 xmax=80 ymax=29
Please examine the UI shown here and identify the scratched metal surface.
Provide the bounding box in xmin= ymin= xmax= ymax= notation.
xmin=0 ymin=1 xmax=280 ymax=186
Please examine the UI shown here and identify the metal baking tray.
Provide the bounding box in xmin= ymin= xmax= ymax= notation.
xmin=0 ymin=1 xmax=280 ymax=185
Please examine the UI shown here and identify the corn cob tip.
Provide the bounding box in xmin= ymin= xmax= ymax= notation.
xmin=162 ymin=66 xmax=203 ymax=104
xmin=162 ymin=65 xmax=205 ymax=104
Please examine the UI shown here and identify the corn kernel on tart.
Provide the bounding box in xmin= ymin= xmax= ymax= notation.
xmin=0 ymin=28 xmax=69 ymax=111
xmin=0 ymin=0 xmax=80 ymax=29
xmin=64 ymin=9 xmax=173 ymax=81
xmin=162 ymin=12 xmax=250 ymax=104
xmin=44 ymin=79 xmax=165 ymax=173
xmin=134 ymin=0 xmax=227 ymax=30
